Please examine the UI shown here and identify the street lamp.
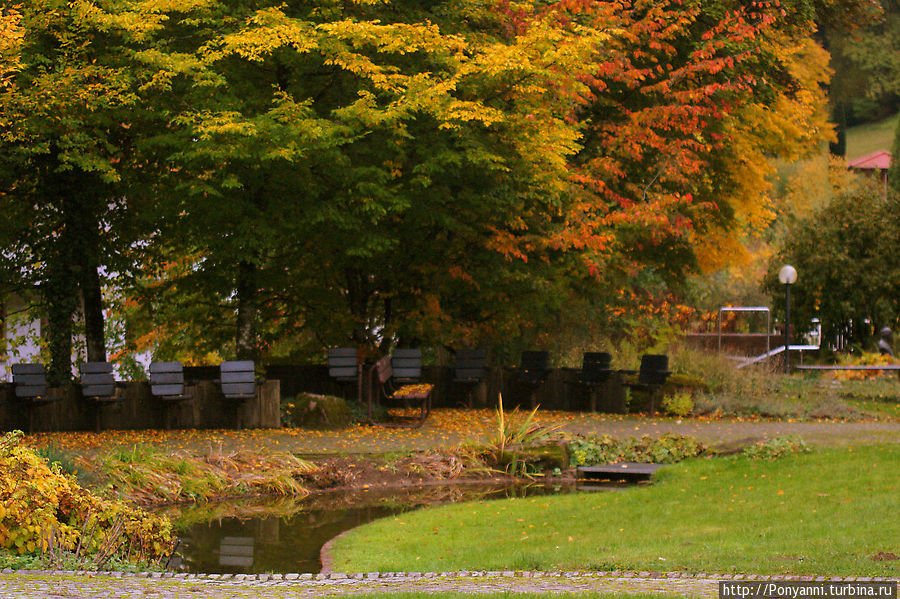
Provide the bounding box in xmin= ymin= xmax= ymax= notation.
xmin=778 ymin=265 xmax=797 ymax=373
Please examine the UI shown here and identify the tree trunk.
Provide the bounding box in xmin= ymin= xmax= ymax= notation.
xmin=63 ymin=188 xmax=107 ymax=363
xmin=829 ymin=102 xmax=847 ymax=157
xmin=45 ymin=260 xmax=77 ymax=385
xmin=78 ymin=204 xmax=106 ymax=362
xmin=235 ymin=260 xmax=257 ymax=361
xmin=344 ymin=267 xmax=374 ymax=348
xmin=81 ymin=261 xmax=106 ymax=362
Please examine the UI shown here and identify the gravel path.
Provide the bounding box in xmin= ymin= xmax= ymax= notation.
xmin=23 ymin=412 xmax=900 ymax=457
xmin=3 ymin=570 xmax=895 ymax=599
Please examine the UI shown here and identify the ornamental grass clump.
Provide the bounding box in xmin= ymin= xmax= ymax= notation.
xmin=99 ymin=444 xmax=317 ymax=504
xmin=476 ymin=394 xmax=565 ymax=476
xmin=0 ymin=431 xmax=174 ymax=570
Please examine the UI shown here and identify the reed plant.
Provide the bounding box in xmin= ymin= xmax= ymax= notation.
xmin=476 ymin=394 xmax=565 ymax=477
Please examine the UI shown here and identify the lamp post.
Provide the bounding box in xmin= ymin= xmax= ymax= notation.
xmin=779 ymin=264 xmax=797 ymax=373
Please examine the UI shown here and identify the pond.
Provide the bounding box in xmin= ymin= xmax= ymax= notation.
xmin=162 ymin=480 xmax=625 ymax=574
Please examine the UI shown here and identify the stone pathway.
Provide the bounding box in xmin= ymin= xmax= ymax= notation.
xmin=1 ymin=570 xmax=895 ymax=599
xmin=23 ymin=412 xmax=900 ymax=458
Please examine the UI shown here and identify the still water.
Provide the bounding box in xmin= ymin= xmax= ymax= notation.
xmin=162 ymin=480 xmax=610 ymax=574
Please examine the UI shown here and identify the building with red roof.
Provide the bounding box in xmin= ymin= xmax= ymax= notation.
xmin=847 ymin=150 xmax=892 ymax=198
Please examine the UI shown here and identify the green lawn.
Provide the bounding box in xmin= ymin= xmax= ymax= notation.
xmin=331 ymin=445 xmax=900 ymax=576
xmin=845 ymin=112 xmax=898 ymax=161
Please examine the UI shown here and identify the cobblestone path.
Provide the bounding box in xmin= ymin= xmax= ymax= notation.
xmin=1 ymin=570 xmax=894 ymax=599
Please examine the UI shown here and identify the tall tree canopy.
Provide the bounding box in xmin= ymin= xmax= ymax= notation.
xmin=768 ymin=182 xmax=900 ymax=349
xmin=0 ymin=0 xmax=155 ymax=381
xmin=1 ymin=0 xmax=880 ymax=368
xmin=116 ymin=0 xmax=607 ymax=362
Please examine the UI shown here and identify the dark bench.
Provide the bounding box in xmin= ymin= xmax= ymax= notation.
xmin=11 ymin=363 xmax=59 ymax=433
xmin=150 ymin=361 xmax=193 ymax=429
xmin=453 ymin=348 xmax=488 ymax=408
xmin=218 ymin=360 xmax=260 ymax=429
xmin=516 ymin=350 xmax=550 ymax=408
xmin=327 ymin=347 xmax=362 ymax=403
xmin=327 ymin=347 xmax=359 ymax=380
xmin=80 ymin=361 xmax=122 ymax=432
xmin=566 ymin=352 xmax=614 ymax=412
xmin=390 ymin=348 xmax=423 ymax=384
xmin=621 ymin=354 xmax=671 ymax=415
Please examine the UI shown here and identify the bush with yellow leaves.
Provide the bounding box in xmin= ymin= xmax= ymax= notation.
xmin=833 ymin=352 xmax=897 ymax=381
xmin=0 ymin=431 xmax=174 ymax=569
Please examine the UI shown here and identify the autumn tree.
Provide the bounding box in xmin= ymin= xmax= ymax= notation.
xmin=767 ymin=182 xmax=900 ymax=348
xmin=477 ymin=0 xmax=841 ymax=342
xmin=124 ymin=0 xmax=862 ymax=362
xmin=0 ymin=1 xmax=157 ymax=380
xmin=120 ymin=0 xmax=602 ymax=361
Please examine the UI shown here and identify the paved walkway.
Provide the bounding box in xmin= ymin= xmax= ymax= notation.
xmin=23 ymin=411 xmax=900 ymax=457
xmin=2 ymin=570 xmax=894 ymax=599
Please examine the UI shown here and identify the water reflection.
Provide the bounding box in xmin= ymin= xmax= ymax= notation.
xmin=164 ymin=480 xmax=617 ymax=574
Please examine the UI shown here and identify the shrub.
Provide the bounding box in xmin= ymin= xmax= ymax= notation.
xmin=0 ymin=431 xmax=174 ymax=569
xmin=743 ymin=436 xmax=812 ymax=460
xmin=568 ymin=433 xmax=705 ymax=466
xmin=833 ymin=352 xmax=897 ymax=381
xmin=661 ymin=391 xmax=695 ymax=417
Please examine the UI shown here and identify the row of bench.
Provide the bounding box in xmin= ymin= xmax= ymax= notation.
xmin=8 ymin=360 xmax=260 ymax=432
xmin=7 ymin=351 xmax=675 ymax=432
xmin=329 ymin=349 xmax=671 ymax=390
xmin=328 ymin=349 xmax=674 ymax=421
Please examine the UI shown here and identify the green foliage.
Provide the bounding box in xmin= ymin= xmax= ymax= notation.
xmin=0 ymin=431 xmax=174 ymax=568
xmin=34 ymin=446 xmax=79 ymax=478
xmin=768 ymin=186 xmax=900 ymax=348
xmin=891 ymin=112 xmax=900 ymax=195
xmin=828 ymin=0 xmax=900 ymax=127
xmin=743 ymin=436 xmax=812 ymax=460
xmin=661 ymin=391 xmax=695 ymax=417
xmin=567 ymin=434 xmax=705 ymax=467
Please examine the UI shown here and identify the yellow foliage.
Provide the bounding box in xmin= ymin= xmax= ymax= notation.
xmin=832 ymin=353 xmax=897 ymax=381
xmin=393 ymin=384 xmax=434 ymax=399
xmin=0 ymin=431 xmax=174 ymax=563
xmin=694 ymin=33 xmax=833 ymax=272
xmin=0 ymin=6 xmax=23 ymax=88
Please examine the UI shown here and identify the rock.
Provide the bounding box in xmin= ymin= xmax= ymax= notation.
xmin=282 ymin=393 xmax=353 ymax=429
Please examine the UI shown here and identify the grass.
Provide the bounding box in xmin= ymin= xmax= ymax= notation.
xmin=845 ymin=112 xmax=898 ymax=161
xmin=669 ymin=346 xmax=875 ymax=421
xmin=96 ymin=443 xmax=316 ymax=504
xmin=330 ymin=444 xmax=900 ymax=576
xmin=819 ymin=377 xmax=900 ymax=421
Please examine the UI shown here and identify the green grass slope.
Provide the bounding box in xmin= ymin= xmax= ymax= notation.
xmin=845 ymin=112 xmax=898 ymax=161
xmin=332 ymin=445 xmax=900 ymax=577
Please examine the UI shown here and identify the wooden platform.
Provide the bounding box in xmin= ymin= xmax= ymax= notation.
xmin=576 ymin=462 xmax=664 ymax=482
